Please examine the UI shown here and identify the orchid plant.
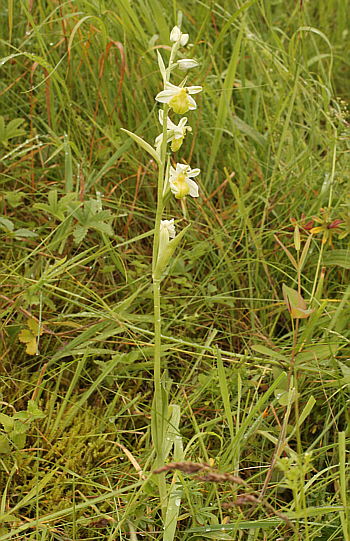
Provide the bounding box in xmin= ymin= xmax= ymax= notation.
xmin=121 ymin=17 xmax=202 ymax=522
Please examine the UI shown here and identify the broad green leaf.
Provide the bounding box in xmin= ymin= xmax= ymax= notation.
xmin=73 ymin=225 xmax=89 ymax=244
xmin=18 ymin=329 xmax=37 ymax=355
xmin=10 ymin=432 xmax=26 ymax=449
xmin=5 ymin=118 xmax=26 ymax=140
xmin=69 ymin=199 xmax=115 ymax=243
xmin=0 ymin=217 xmax=14 ymax=232
xmin=14 ymin=229 xmax=38 ymax=239
xmin=272 ymin=367 xmax=288 ymax=390
xmin=0 ymin=436 xmax=11 ymax=455
xmin=34 ymin=190 xmax=76 ymax=221
xmin=282 ymin=284 xmax=315 ymax=319
xmin=0 ymin=413 xmax=14 ymax=432
xmin=0 ymin=116 xmax=26 ymax=146
xmin=27 ymin=400 xmax=46 ymax=419
xmin=274 ymin=388 xmax=298 ymax=406
xmin=288 ymin=395 xmax=316 ymax=437
xmin=5 ymin=192 xmax=24 ymax=208
xmin=27 ymin=318 xmax=43 ymax=336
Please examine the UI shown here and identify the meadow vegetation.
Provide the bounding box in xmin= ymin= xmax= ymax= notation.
xmin=0 ymin=0 xmax=350 ymax=539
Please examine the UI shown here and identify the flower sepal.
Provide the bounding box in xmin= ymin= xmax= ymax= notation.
xmin=153 ymin=223 xmax=191 ymax=280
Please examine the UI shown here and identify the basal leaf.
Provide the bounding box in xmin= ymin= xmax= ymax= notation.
xmin=0 ymin=216 xmax=14 ymax=232
xmin=5 ymin=192 xmax=24 ymax=208
xmin=10 ymin=432 xmax=26 ymax=450
xmin=14 ymin=229 xmax=38 ymax=239
xmin=18 ymin=329 xmax=34 ymax=344
xmin=18 ymin=328 xmax=37 ymax=355
xmin=27 ymin=400 xmax=46 ymax=419
xmin=25 ymin=338 xmax=38 ymax=355
xmin=28 ymin=317 xmax=43 ymax=336
xmin=0 ymin=412 xmax=14 ymax=431
xmin=91 ymin=221 xmax=114 ymax=236
xmin=73 ymin=224 xmax=89 ymax=244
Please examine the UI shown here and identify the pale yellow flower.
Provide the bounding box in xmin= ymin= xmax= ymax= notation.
xmin=155 ymin=110 xmax=192 ymax=153
xmin=169 ymin=164 xmax=200 ymax=199
xmin=155 ymin=82 xmax=202 ymax=115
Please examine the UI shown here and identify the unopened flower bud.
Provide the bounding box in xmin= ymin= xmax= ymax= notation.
xmin=177 ymin=58 xmax=199 ymax=71
xmin=294 ymin=225 xmax=301 ymax=251
xmin=170 ymin=26 xmax=181 ymax=43
xmin=160 ymin=219 xmax=176 ymax=239
xmin=180 ymin=33 xmax=189 ymax=46
xmin=158 ymin=219 xmax=176 ymax=261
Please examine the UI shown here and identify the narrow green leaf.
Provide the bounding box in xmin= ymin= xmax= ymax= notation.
xmin=230 ymin=114 xmax=267 ymax=147
xmin=216 ymin=347 xmax=234 ymax=441
xmin=252 ymin=344 xmax=289 ymax=363
xmin=121 ymin=128 xmax=161 ymax=164
xmin=157 ymin=51 xmax=166 ymax=84
xmin=153 ymin=224 xmax=191 ymax=279
xmin=205 ymin=17 xmax=244 ymax=183
xmin=274 ymin=234 xmax=298 ymax=269
xmin=64 ymin=133 xmax=73 ymax=192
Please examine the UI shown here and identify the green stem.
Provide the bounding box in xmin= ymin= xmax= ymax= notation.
xmin=153 ymin=278 xmax=167 ymax=518
xmin=151 ymin=102 xmax=169 ymax=521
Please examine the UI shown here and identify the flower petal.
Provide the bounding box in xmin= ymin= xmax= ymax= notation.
xmin=188 ymin=168 xmax=200 ymax=177
xmin=187 ymin=178 xmax=199 ymax=197
xmin=186 ymin=95 xmax=197 ymax=110
xmin=188 ymin=86 xmax=202 ymax=94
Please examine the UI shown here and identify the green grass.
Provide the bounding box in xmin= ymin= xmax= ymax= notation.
xmin=1 ymin=0 xmax=350 ymax=539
